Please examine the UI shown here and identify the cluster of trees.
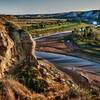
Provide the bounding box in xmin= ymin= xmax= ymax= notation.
xmin=23 ymin=20 xmax=67 ymax=32
xmin=31 ymin=23 xmax=46 ymax=29
xmin=23 ymin=23 xmax=46 ymax=31
xmin=72 ymin=26 xmax=94 ymax=40
xmin=63 ymin=26 xmax=100 ymax=46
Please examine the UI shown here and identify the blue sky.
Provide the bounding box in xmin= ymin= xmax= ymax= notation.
xmin=0 ymin=0 xmax=100 ymax=14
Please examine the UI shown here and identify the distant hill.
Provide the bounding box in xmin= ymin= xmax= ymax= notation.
xmin=13 ymin=10 xmax=100 ymax=25
xmin=14 ymin=10 xmax=99 ymax=19
xmin=0 ymin=10 xmax=100 ymax=24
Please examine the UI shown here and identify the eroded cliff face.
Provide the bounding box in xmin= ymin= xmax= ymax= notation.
xmin=0 ymin=18 xmax=70 ymax=100
xmin=0 ymin=18 xmax=38 ymax=78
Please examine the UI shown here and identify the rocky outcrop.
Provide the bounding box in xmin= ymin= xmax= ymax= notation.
xmin=0 ymin=18 xmax=71 ymax=99
xmin=0 ymin=18 xmax=38 ymax=78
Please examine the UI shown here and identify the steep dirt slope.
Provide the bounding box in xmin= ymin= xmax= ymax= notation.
xmin=0 ymin=17 xmax=70 ymax=100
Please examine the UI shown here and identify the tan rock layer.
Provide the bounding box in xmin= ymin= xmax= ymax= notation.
xmin=0 ymin=18 xmax=38 ymax=78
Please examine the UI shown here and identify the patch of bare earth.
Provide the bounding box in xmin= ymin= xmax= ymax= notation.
xmin=36 ymin=36 xmax=100 ymax=89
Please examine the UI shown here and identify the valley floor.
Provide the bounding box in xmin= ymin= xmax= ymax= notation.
xmin=36 ymin=31 xmax=100 ymax=88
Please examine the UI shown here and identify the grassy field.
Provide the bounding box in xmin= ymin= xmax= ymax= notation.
xmin=14 ymin=18 xmax=88 ymax=37
xmin=63 ymin=26 xmax=100 ymax=61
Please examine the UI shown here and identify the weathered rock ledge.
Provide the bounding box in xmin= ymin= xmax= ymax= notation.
xmin=0 ymin=18 xmax=38 ymax=78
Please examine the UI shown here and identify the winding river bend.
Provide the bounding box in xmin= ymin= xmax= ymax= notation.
xmin=36 ymin=51 xmax=100 ymax=75
xmin=35 ymin=31 xmax=100 ymax=75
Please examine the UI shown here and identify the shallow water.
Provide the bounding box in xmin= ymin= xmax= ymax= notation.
xmin=36 ymin=51 xmax=100 ymax=74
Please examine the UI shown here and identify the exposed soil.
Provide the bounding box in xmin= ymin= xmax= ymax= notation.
xmin=36 ymin=33 xmax=100 ymax=89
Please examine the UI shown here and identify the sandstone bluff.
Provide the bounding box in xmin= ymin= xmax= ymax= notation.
xmin=0 ymin=17 xmax=70 ymax=100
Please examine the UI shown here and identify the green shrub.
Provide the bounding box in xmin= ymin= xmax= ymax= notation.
xmin=19 ymin=77 xmax=48 ymax=93
xmin=27 ymin=78 xmax=48 ymax=93
xmin=0 ymin=81 xmax=3 ymax=95
xmin=95 ymin=34 xmax=100 ymax=41
xmin=16 ymin=64 xmax=48 ymax=93
xmin=90 ymin=88 xmax=100 ymax=98
xmin=68 ymin=88 xmax=78 ymax=98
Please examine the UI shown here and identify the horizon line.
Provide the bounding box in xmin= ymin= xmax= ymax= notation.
xmin=0 ymin=9 xmax=100 ymax=15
